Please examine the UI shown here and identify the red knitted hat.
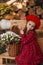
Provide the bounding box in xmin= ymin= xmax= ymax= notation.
xmin=26 ymin=14 xmax=40 ymax=29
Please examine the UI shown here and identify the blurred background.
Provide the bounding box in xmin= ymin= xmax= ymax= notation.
xmin=0 ymin=0 xmax=43 ymax=65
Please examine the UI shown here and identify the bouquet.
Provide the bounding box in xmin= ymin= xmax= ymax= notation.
xmin=0 ymin=31 xmax=21 ymax=45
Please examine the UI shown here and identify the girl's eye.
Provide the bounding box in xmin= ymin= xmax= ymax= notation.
xmin=29 ymin=23 xmax=31 ymax=25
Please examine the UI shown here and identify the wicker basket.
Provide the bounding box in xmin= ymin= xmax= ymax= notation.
xmin=8 ymin=43 xmax=20 ymax=57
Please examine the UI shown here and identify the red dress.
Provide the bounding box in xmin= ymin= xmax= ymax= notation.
xmin=15 ymin=30 xmax=42 ymax=65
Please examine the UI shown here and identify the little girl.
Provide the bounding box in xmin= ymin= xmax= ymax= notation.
xmin=15 ymin=14 xmax=42 ymax=65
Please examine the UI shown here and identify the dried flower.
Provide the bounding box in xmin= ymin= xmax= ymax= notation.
xmin=0 ymin=3 xmax=14 ymax=20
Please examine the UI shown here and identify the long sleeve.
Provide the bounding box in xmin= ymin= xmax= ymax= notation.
xmin=20 ymin=30 xmax=36 ymax=45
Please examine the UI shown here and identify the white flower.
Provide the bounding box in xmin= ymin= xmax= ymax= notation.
xmin=0 ymin=31 xmax=21 ymax=45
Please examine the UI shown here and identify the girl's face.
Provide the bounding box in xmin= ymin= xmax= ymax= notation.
xmin=27 ymin=21 xmax=35 ymax=31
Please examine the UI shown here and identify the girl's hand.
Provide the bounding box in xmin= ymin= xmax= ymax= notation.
xmin=17 ymin=26 xmax=24 ymax=34
xmin=20 ymin=30 xmax=24 ymax=34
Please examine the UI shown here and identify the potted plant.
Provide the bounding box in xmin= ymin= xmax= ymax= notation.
xmin=0 ymin=31 xmax=21 ymax=57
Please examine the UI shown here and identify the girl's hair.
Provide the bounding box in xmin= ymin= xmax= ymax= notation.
xmin=23 ymin=25 xmax=36 ymax=34
xmin=33 ymin=26 xmax=36 ymax=30
xmin=23 ymin=26 xmax=27 ymax=33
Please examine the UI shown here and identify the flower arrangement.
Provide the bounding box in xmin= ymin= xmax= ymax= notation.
xmin=0 ymin=31 xmax=21 ymax=45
